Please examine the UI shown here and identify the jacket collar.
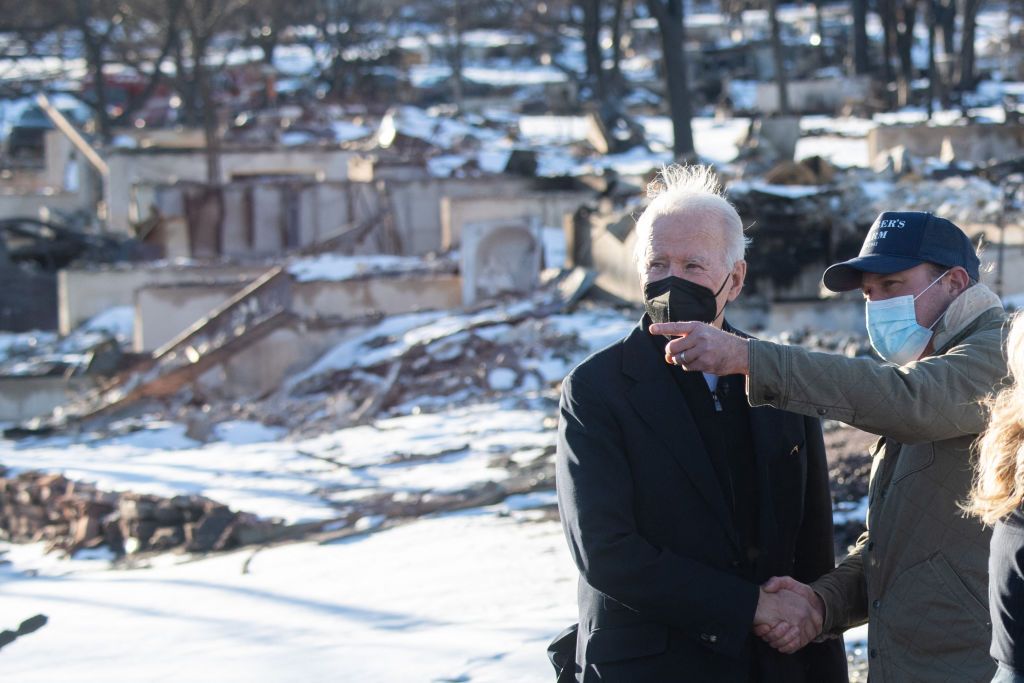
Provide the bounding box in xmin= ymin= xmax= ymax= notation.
xmin=931 ymin=282 xmax=1003 ymax=353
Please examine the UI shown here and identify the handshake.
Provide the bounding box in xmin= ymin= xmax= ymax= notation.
xmin=752 ymin=576 xmax=826 ymax=654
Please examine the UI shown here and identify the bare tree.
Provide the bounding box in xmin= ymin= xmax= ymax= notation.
xmin=581 ymin=0 xmax=603 ymax=101
xmin=0 ymin=0 xmax=179 ymax=138
xmin=70 ymin=0 xmax=181 ymax=143
xmin=608 ymin=0 xmax=628 ymax=94
xmin=926 ymin=0 xmax=937 ymax=118
xmin=892 ymin=0 xmax=917 ymax=106
xmin=176 ymin=0 xmax=248 ymax=183
xmin=935 ymin=0 xmax=956 ymax=56
xmin=580 ymin=0 xmax=631 ymax=106
xmin=0 ymin=1 xmax=66 ymax=60
xmin=851 ymin=0 xmax=869 ymax=74
xmin=75 ymin=0 xmax=118 ymax=142
xmin=767 ymin=0 xmax=789 ymax=115
xmin=447 ymin=0 xmax=465 ymax=113
xmin=957 ymin=0 xmax=983 ymax=92
xmin=239 ymin=0 xmax=311 ymax=65
xmin=310 ymin=0 xmax=380 ymax=101
xmin=646 ymin=0 xmax=693 ymax=159
xmin=877 ymin=0 xmax=897 ymax=87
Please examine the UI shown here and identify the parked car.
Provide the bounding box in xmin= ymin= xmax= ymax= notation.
xmin=6 ymin=105 xmax=52 ymax=158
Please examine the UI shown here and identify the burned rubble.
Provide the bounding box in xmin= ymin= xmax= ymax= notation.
xmin=0 ymin=272 xmax=600 ymax=560
xmin=283 ymin=301 xmax=588 ymax=432
xmin=0 ymin=468 xmax=287 ymax=559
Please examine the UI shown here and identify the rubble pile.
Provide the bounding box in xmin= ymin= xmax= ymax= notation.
xmin=286 ymin=315 xmax=585 ymax=433
xmin=0 ymin=468 xmax=286 ymax=558
xmin=314 ymin=443 xmax=559 ymax=533
xmin=860 ymin=174 xmax=1009 ymax=227
xmin=0 ymin=326 xmax=128 ymax=379
xmin=825 ymin=166 xmax=1023 ymax=231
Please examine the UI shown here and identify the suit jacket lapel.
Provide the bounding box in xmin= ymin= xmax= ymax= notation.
xmin=748 ymin=404 xmax=784 ymax=573
xmin=725 ymin=320 xmax=790 ymax=573
xmin=622 ymin=323 xmax=742 ymax=554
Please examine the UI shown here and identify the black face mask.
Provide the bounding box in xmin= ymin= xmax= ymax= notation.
xmin=643 ymin=274 xmax=731 ymax=329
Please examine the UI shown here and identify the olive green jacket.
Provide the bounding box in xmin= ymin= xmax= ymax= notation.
xmin=747 ymin=284 xmax=1007 ymax=683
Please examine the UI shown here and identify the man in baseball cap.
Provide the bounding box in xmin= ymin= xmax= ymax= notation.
xmin=823 ymin=210 xmax=981 ymax=293
xmin=648 ymin=210 xmax=1006 ymax=681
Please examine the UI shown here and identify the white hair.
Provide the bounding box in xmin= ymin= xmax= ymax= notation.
xmin=632 ymin=164 xmax=749 ymax=272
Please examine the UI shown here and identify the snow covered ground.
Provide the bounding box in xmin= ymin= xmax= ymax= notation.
xmin=0 ymin=404 xmax=557 ymax=525
xmin=0 ymin=511 xmax=578 ymax=682
xmin=0 ymin=388 xmax=580 ymax=680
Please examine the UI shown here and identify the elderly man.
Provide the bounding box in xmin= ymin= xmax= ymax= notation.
xmin=552 ymin=165 xmax=847 ymax=682
xmin=656 ymin=210 xmax=1006 ymax=681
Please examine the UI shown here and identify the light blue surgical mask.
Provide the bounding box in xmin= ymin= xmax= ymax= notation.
xmin=865 ymin=270 xmax=949 ymax=365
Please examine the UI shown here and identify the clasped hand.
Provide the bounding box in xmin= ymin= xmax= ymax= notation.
xmin=752 ymin=576 xmax=824 ymax=654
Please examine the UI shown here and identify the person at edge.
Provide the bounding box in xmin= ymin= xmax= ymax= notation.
xmin=969 ymin=311 xmax=1024 ymax=683
xmin=653 ymin=209 xmax=1007 ymax=682
xmin=548 ymin=164 xmax=847 ymax=682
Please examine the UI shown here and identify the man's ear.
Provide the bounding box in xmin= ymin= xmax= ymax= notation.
xmin=947 ymin=266 xmax=970 ymax=295
xmin=727 ymin=260 xmax=747 ymax=302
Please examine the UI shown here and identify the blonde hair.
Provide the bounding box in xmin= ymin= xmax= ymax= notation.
xmin=969 ymin=312 xmax=1024 ymax=525
xmin=632 ymin=164 xmax=749 ymax=272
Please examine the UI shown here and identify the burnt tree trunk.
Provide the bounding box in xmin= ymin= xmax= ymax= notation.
xmin=769 ymin=0 xmax=790 ymax=114
xmin=582 ymin=0 xmax=604 ymax=101
xmin=894 ymin=1 xmax=917 ymax=107
xmin=926 ymin=0 xmax=936 ymax=118
xmin=647 ymin=0 xmax=694 ymax=158
xmin=76 ymin=0 xmax=112 ymax=143
xmin=449 ymin=0 xmax=465 ymax=113
xmin=196 ymin=48 xmax=221 ymax=185
xmin=878 ymin=0 xmax=897 ymax=89
xmin=936 ymin=0 xmax=956 ymax=55
xmin=957 ymin=0 xmax=982 ymax=92
xmin=852 ymin=0 xmax=870 ymax=74
xmin=609 ymin=0 xmax=626 ymax=97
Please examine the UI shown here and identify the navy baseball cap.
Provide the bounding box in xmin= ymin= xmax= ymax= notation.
xmin=822 ymin=211 xmax=980 ymax=292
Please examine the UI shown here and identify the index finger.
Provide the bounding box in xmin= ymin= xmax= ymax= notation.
xmin=648 ymin=321 xmax=700 ymax=337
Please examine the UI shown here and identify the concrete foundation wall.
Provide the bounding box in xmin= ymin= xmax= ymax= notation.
xmin=58 ymin=265 xmax=265 ymax=335
xmin=216 ymin=326 xmax=344 ymax=399
xmin=135 ymin=174 xmax=537 ymax=259
xmin=867 ymin=123 xmax=1024 ymax=164
xmin=388 ymin=176 xmax=533 ymax=255
xmin=461 ymin=220 xmax=541 ymax=305
xmin=127 ymin=272 xmax=462 ymax=399
xmin=755 ymin=77 xmax=871 ymax=114
xmin=106 ymin=147 xmax=356 ymax=234
xmin=588 ymin=221 xmax=643 ymax=304
xmin=0 ymin=191 xmax=87 ymax=222
xmin=291 ymin=274 xmax=462 ymax=319
xmin=134 ymin=282 xmax=248 ymax=352
xmin=141 ymin=181 xmax=383 ymax=259
xmin=440 ymin=191 xmax=590 ymax=252
xmin=0 ymin=376 xmax=95 ymax=422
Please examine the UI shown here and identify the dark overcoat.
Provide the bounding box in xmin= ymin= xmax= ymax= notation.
xmin=555 ymin=321 xmax=848 ymax=682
